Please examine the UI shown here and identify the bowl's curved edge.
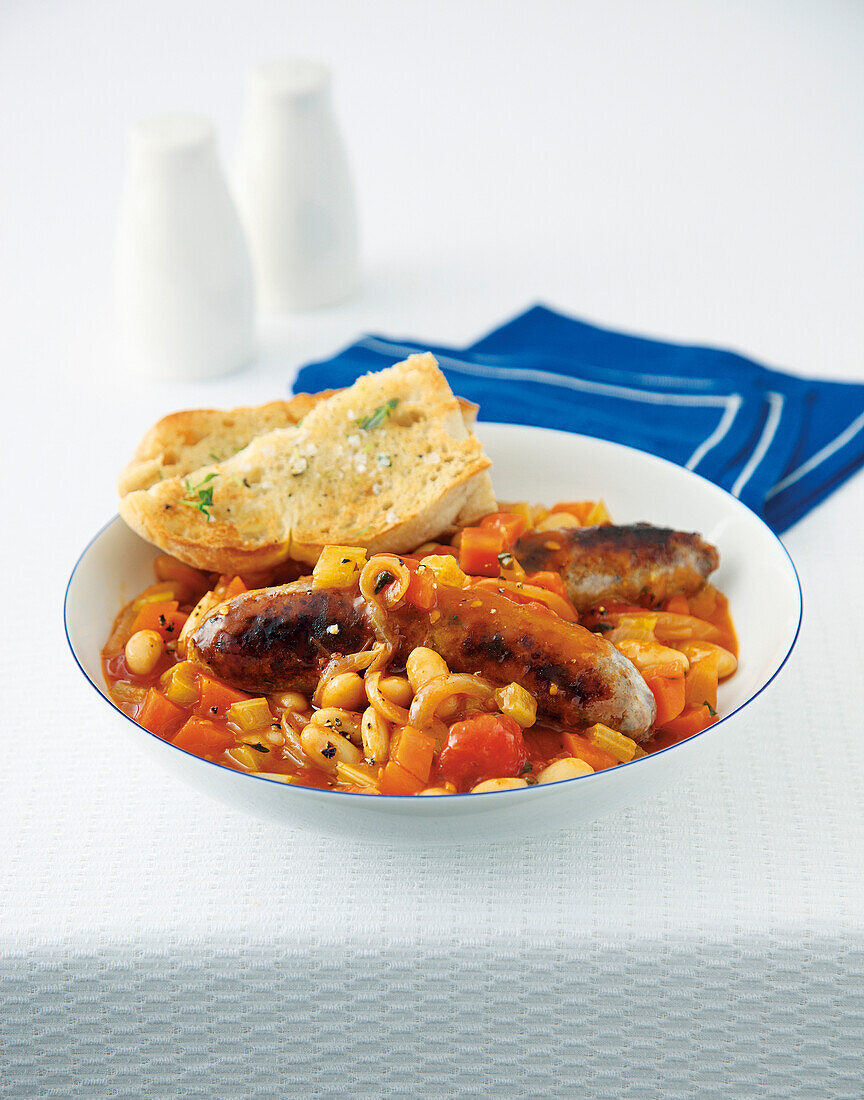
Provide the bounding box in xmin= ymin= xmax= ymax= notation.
xmin=64 ymin=425 xmax=804 ymax=808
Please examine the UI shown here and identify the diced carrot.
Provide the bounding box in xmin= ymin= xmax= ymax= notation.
xmin=392 ymin=726 xmax=436 ymax=784
xmin=644 ymin=675 xmax=686 ymax=728
xmin=562 ymin=731 xmax=619 ymax=771
xmin=130 ymin=600 xmax=188 ymax=640
xmin=196 ymin=678 xmax=252 ymax=719
xmin=459 ymin=527 xmax=504 ymax=577
xmin=172 ymin=717 xmax=234 ymax=756
xmin=380 ymin=760 xmax=426 ymax=795
xmin=480 ymin=511 xmax=529 ymax=547
xmin=664 ymin=594 xmax=690 ymax=616
xmin=661 ymin=705 xmax=718 ymax=737
xmin=218 ymin=575 xmax=247 ymax=599
xmin=137 ymin=688 xmax=188 ymax=738
xmin=405 ymin=566 xmax=437 ymax=611
xmin=684 ymin=654 xmax=720 ymax=713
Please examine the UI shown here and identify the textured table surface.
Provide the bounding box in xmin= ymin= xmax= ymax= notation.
xmin=2 ymin=1 xmax=863 ymax=1096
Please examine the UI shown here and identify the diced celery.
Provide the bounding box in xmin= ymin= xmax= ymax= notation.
xmin=227 ymin=697 xmax=273 ymax=731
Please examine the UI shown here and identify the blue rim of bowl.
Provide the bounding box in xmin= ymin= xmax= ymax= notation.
xmin=64 ymin=477 xmax=802 ymax=804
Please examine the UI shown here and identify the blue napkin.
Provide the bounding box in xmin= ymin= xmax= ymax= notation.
xmin=293 ymin=305 xmax=864 ymax=533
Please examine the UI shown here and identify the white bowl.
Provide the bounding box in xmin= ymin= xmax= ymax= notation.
xmin=65 ymin=424 xmax=801 ymax=843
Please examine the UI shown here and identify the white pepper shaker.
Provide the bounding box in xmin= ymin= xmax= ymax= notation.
xmin=234 ymin=59 xmax=359 ymax=311
xmin=115 ymin=115 xmax=255 ymax=380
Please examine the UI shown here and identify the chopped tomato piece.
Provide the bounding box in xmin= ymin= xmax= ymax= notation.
xmin=137 ymin=688 xmax=188 ymax=738
xmin=664 ymin=594 xmax=690 ymax=616
xmin=660 ymin=705 xmax=718 ymax=737
xmin=562 ymin=731 xmax=619 ymax=771
xmin=644 ymin=675 xmax=686 ymax=728
xmin=405 ymin=566 xmax=437 ymax=611
xmin=196 ymin=678 xmax=252 ymax=719
xmin=436 ymin=713 xmax=528 ymax=790
xmin=480 ymin=511 xmax=529 ymax=547
xmin=172 ymin=717 xmax=234 ymax=756
xmin=523 ymin=726 xmax=566 ymax=765
xmin=458 ymin=527 xmax=504 ymax=577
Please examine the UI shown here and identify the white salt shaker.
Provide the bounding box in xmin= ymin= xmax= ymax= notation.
xmin=116 ymin=115 xmax=256 ymax=380
xmin=234 ymin=59 xmax=359 ymax=311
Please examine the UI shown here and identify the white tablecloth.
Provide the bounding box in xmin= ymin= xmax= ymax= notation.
xmin=3 ymin=2 xmax=863 ymax=1096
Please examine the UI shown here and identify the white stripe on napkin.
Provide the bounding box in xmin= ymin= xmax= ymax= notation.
xmin=684 ymin=395 xmax=744 ymax=473
xmin=766 ymin=407 xmax=864 ymax=500
xmin=730 ymin=391 xmax=785 ymax=498
xmin=361 ymin=337 xmax=744 ymax=478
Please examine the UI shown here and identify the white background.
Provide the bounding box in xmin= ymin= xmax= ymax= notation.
xmin=2 ymin=2 xmax=863 ymax=1096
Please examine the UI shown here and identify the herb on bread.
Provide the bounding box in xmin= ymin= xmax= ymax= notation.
xmin=181 ymin=473 xmax=218 ymax=521
xmin=356 ymin=399 xmax=398 ymax=431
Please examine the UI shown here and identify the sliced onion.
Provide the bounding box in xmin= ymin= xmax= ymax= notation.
xmin=312 ymin=643 xmax=388 ymax=707
xmin=359 ymin=555 xmax=411 ymax=609
xmin=409 ymin=674 xmax=494 ymax=731
xmin=365 ymin=671 xmax=410 ymax=726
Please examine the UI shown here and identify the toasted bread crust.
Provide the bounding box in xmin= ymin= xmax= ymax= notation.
xmin=118 ymin=356 xmax=496 ymax=572
xmin=117 ymin=393 xmax=333 ymax=496
xmin=119 ymin=392 xmax=478 ymax=497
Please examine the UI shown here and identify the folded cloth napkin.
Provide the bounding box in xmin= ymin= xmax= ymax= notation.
xmin=294 ymin=305 xmax=864 ymax=533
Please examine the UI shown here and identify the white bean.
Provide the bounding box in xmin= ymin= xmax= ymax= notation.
xmin=406 ymin=647 xmax=449 ymax=693
xmin=312 ymin=708 xmax=363 ymax=744
xmin=471 ymin=777 xmax=528 ymax=794
xmin=361 ymin=707 xmax=391 ymax=765
xmin=300 ymin=723 xmax=363 ymax=773
xmin=124 ymin=630 xmax=163 ymax=676
xmin=536 ymin=758 xmax=594 ymax=784
xmin=378 ymin=675 xmax=414 ymax=709
xmin=320 ymin=672 xmax=368 ymax=710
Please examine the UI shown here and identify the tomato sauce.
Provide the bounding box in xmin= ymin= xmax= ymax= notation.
xmin=102 ymin=509 xmax=738 ymax=795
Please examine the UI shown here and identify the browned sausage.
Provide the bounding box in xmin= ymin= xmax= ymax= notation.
xmin=401 ymin=584 xmax=656 ymax=737
xmin=188 ymin=580 xmax=656 ymax=738
xmin=514 ymin=524 xmax=719 ymax=611
xmin=188 ymin=584 xmax=368 ymax=694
